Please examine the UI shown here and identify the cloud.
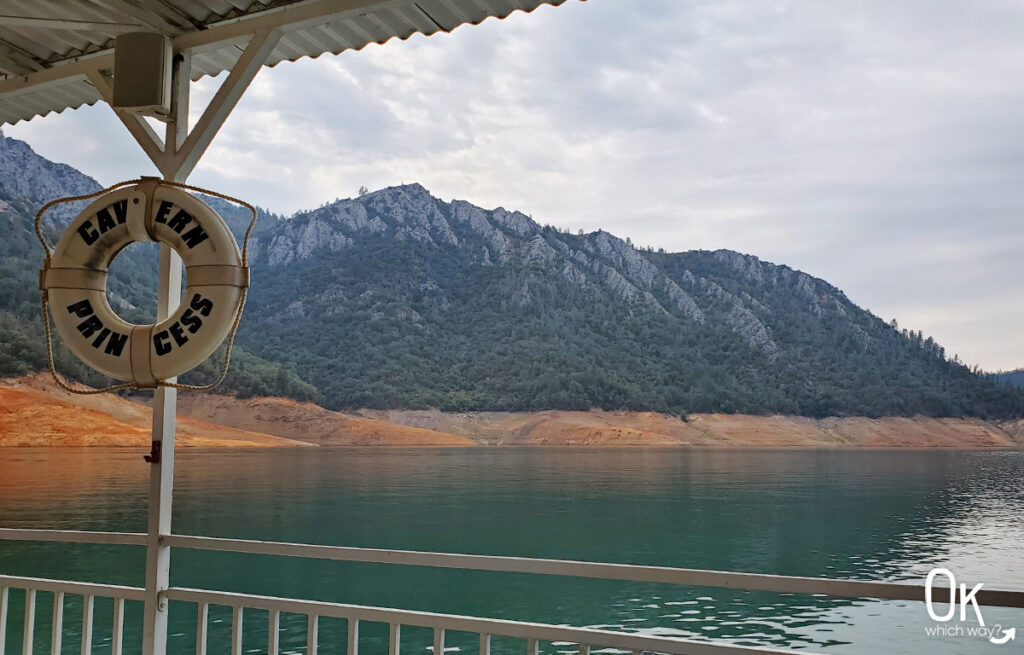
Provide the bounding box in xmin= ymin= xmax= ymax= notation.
xmin=6 ymin=0 xmax=1024 ymax=369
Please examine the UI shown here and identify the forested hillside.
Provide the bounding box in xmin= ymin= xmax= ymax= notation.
xmin=2 ymin=134 xmax=1022 ymax=418
xmin=992 ymin=369 xmax=1024 ymax=389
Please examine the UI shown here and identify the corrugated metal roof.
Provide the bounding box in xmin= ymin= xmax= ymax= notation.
xmin=0 ymin=0 xmax=570 ymax=126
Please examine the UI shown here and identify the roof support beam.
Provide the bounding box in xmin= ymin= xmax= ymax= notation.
xmin=163 ymin=52 xmax=191 ymax=180
xmin=85 ymin=69 xmax=166 ymax=171
xmin=90 ymin=0 xmax=191 ymax=35
xmin=0 ymin=52 xmax=113 ymax=95
xmin=0 ymin=51 xmax=36 ymax=76
xmin=165 ymin=29 xmax=282 ymax=181
xmin=173 ymin=0 xmax=400 ymax=54
xmin=0 ymin=0 xmax=407 ymax=95
xmin=0 ymin=16 xmax=144 ymax=32
xmin=127 ymin=0 xmax=199 ymax=30
xmin=0 ymin=37 xmax=44 ymax=74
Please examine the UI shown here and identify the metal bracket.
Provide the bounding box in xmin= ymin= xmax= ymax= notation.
xmin=144 ymin=440 xmax=162 ymax=464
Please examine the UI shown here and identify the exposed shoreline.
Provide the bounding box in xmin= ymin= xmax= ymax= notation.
xmin=2 ymin=375 xmax=1022 ymax=449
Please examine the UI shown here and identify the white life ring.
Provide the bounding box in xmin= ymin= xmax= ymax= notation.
xmin=40 ymin=180 xmax=248 ymax=387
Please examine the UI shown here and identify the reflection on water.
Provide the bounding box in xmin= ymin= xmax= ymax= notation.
xmin=0 ymin=448 xmax=1022 ymax=654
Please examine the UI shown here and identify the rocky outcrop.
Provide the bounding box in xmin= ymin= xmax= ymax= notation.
xmin=728 ymin=304 xmax=780 ymax=360
xmin=523 ymin=235 xmax=559 ymax=266
xmin=265 ymin=216 xmax=354 ymax=266
xmin=0 ymin=134 xmax=99 ymax=206
xmin=660 ymin=277 xmax=704 ymax=321
xmin=692 ymin=276 xmax=779 ymax=356
xmin=0 ymin=133 xmax=100 ymax=224
xmin=713 ymin=249 xmax=765 ymax=283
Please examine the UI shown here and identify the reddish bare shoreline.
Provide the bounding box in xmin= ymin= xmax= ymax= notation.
xmin=2 ymin=375 xmax=1022 ymax=449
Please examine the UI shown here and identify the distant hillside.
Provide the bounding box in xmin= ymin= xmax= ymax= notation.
xmin=2 ymin=134 xmax=1023 ymax=419
xmin=992 ymin=369 xmax=1024 ymax=389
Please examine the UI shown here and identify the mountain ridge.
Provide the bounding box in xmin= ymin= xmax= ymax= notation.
xmin=246 ymin=181 xmax=856 ymax=360
xmin=233 ymin=180 xmax=1021 ymax=417
xmin=2 ymin=135 xmax=1022 ymax=419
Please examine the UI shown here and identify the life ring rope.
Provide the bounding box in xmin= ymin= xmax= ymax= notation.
xmin=36 ymin=177 xmax=258 ymax=395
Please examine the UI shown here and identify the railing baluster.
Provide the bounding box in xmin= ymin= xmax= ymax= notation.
xmin=80 ymin=596 xmax=93 ymax=655
xmin=111 ymin=599 xmax=124 ymax=655
xmin=50 ymin=592 xmax=63 ymax=655
xmin=0 ymin=586 xmax=8 ymax=655
xmin=306 ymin=615 xmax=318 ymax=655
xmin=268 ymin=610 xmax=280 ymax=655
xmin=346 ymin=619 xmax=358 ymax=655
xmin=479 ymin=634 xmax=490 ymax=655
xmin=433 ymin=628 xmax=444 ymax=655
xmin=388 ymin=623 xmax=400 ymax=655
xmin=195 ymin=603 xmax=208 ymax=655
xmin=231 ymin=607 xmax=243 ymax=655
xmin=578 ymin=645 xmax=589 ymax=655
xmin=23 ymin=589 xmax=37 ymax=655
xmin=527 ymin=638 xmax=539 ymax=655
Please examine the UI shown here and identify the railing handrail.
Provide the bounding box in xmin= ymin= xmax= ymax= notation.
xmin=0 ymin=529 xmax=147 ymax=546
xmin=164 ymin=534 xmax=1024 ymax=608
xmin=3 ymin=528 xmax=1024 ymax=609
xmin=166 ymin=586 xmax=798 ymax=655
xmin=0 ymin=574 xmax=145 ymax=601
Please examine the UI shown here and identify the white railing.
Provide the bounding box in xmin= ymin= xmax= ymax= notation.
xmin=0 ymin=575 xmax=144 ymax=655
xmin=0 ymin=572 xmax=799 ymax=655
xmin=168 ymin=585 xmax=803 ymax=655
xmin=2 ymin=527 xmax=1024 ymax=655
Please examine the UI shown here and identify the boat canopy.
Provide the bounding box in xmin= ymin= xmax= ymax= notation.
xmin=0 ymin=0 xmax=568 ymax=126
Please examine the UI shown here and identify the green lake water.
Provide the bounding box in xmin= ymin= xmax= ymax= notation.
xmin=0 ymin=448 xmax=1022 ymax=655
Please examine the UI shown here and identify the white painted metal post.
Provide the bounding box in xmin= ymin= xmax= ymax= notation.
xmin=432 ymin=628 xmax=444 ymax=655
xmin=347 ymin=619 xmax=359 ymax=655
xmin=50 ymin=592 xmax=62 ymax=655
xmin=111 ymin=598 xmax=124 ymax=655
xmin=0 ymin=586 xmax=8 ymax=655
xmin=22 ymin=589 xmax=35 ymax=655
xmin=268 ymin=610 xmax=280 ymax=655
xmin=307 ymin=615 xmax=318 ymax=655
xmin=231 ymin=607 xmax=243 ymax=655
xmin=80 ymin=596 xmax=93 ymax=655
xmin=140 ymin=245 xmax=180 ymax=655
xmin=196 ymin=603 xmax=208 ymax=655
xmin=388 ymin=624 xmax=400 ymax=655
xmin=141 ymin=50 xmax=189 ymax=655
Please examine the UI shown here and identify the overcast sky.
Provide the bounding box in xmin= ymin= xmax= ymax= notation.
xmin=8 ymin=0 xmax=1024 ymax=371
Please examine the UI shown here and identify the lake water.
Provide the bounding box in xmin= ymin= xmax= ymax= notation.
xmin=0 ymin=448 xmax=1022 ymax=655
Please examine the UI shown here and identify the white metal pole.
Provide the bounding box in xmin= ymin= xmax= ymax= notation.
xmin=140 ymin=247 xmax=181 ymax=655
xmin=142 ymin=50 xmax=190 ymax=655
